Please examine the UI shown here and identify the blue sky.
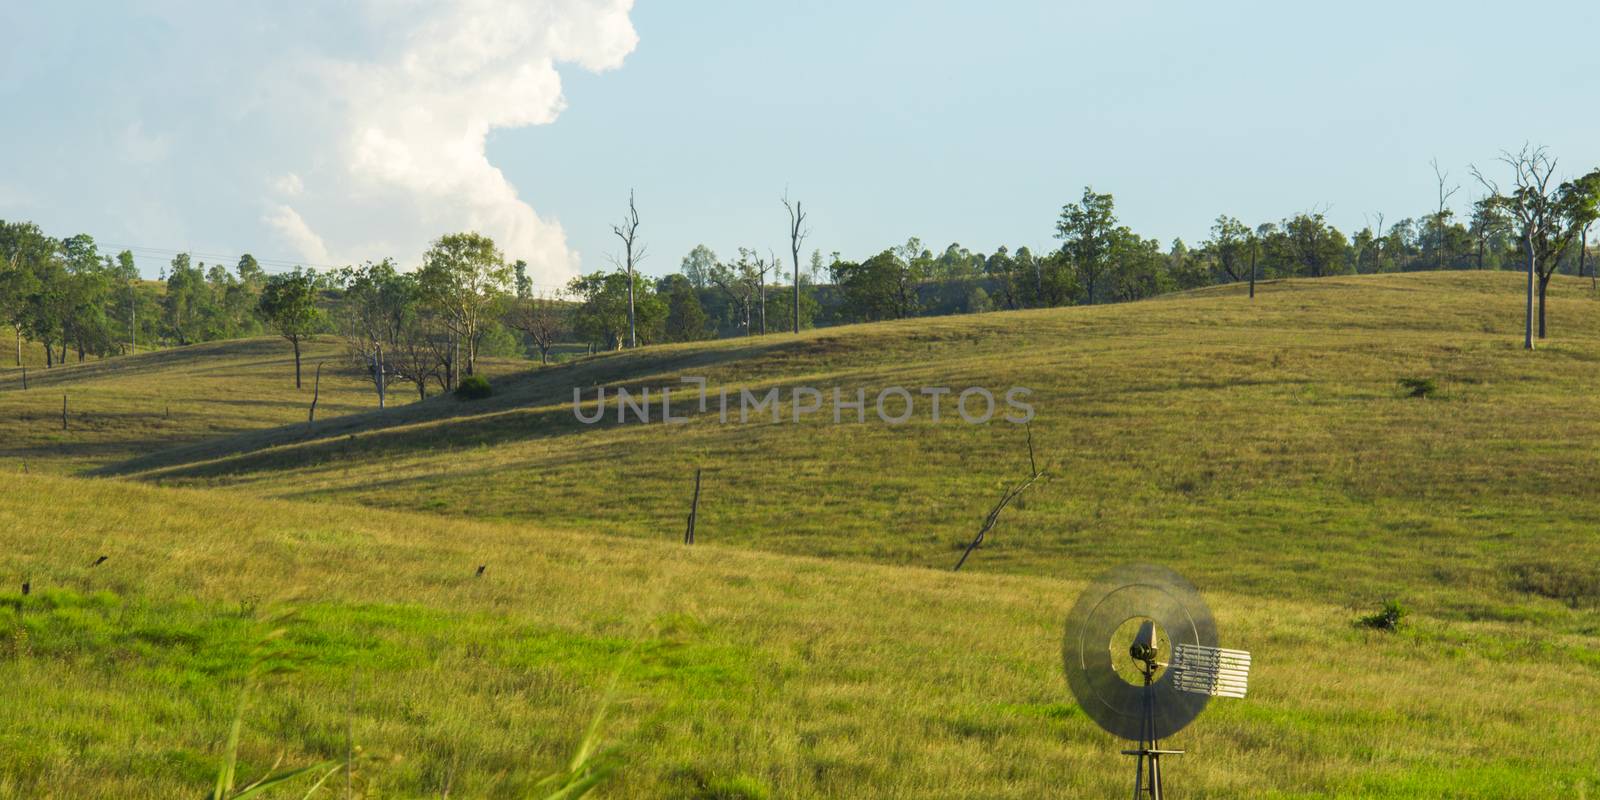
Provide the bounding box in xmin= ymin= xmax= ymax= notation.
xmin=2 ymin=1 xmax=1597 ymax=286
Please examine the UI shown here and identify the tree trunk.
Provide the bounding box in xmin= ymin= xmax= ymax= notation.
xmin=627 ymin=265 xmax=637 ymax=349
xmin=1537 ymin=273 xmax=1550 ymax=339
xmin=1249 ymin=251 xmax=1256 ymax=299
xmin=292 ymin=337 xmax=303 ymax=388
xmin=14 ymin=329 xmax=20 ymax=366
xmin=1524 ymin=237 xmax=1536 ymax=350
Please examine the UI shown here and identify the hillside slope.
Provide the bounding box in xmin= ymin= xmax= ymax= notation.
xmin=0 ymin=337 xmax=529 ymax=474
xmin=0 ymin=473 xmax=1595 ymax=798
xmin=86 ymin=273 xmax=1600 ymax=622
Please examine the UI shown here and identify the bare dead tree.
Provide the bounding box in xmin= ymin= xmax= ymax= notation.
xmin=758 ymin=250 xmax=776 ymax=335
xmin=1432 ymin=158 xmax=1461 ymax=269
xmin=783 ymin=192 xmax=810 ymax=334
xmin=954 ymin=423 xmax=1045 ymax=572
xmin=505 ymin=293 xmax=567 ymax=365
xmin=1473 ymin=145 xmax=1568 ymax=347
xmin=609 ymin=190 xmax=646 ymax=349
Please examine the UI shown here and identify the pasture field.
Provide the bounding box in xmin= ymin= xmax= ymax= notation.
xmin=1 ymin=474 xmax=1597 ymax=798
xmin=0 ymin=339 xmax=521 ymax=474
xmin=1 ymin=272 xmax=1598 ymax=797
xmin=88 ymin=273 xmax=1600 ymax=624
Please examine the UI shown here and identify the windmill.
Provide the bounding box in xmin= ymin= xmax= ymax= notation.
xmin=1062 ymin=563 xmax=1251 ymax=799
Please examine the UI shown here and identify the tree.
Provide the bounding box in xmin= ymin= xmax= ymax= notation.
xmin=708 ymin=251 xmax=763 ymax=335
xmin=416 ymin=231 xmax=511 ymax=379
xmin=1107 ymin=230 xmax=1171 ymax=302
xmin=609 ymin=190 xmax=645 ymax=348
xmin=659 ymin=274 xmax=710 ymax=342
xmin=1282 ymin=212 xmax=1348 ymax=278
xmin=680 ymin=245 xmax=716 ymax=289
xmin=1204 ymin=216 xmax=1251 ymax=284
xmin=505 ymin=293 xmax=569 ymax=363
xmin=983 ymin=247 xmax=1022 ymax=310
xmin=0 ymin=221 xmax=49 ymax=365
xmin=257 ymin=270 xmax=322 ymax=387
xmin=512 ymin=259 xmax=532 ymax=299
xmin=1473 ymin=146 xmax=1566 ymax=347
xmin=1560 ymin=170 xmax=1600 ymax=288
xmin=1430 ymin=158 xmax=1461 ymax=269
xmin=568 ymin=270 xmax=662 ymax=350
xmin=235 ymin=254 xmax=266 ymax=288
xmin=1056 ymin=187 xmax=1117 ymax=304
xmin=1469 ymin=197 xmax=1510 ymax=271
xmin=830 ymin=249 xmax=920 ymax=321
xmin=783 ymin=192 xmax=809 ymax=334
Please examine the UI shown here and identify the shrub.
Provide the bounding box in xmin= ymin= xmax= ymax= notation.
xmin=1397 ymin=377 xmax=1437 ymax=398
xmin=455 ymin=375 xmax=492 ymax=400
xmin=1357 ymin=599 xmax=1408 ymax=631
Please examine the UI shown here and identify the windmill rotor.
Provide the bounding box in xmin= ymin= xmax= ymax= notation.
xmin=1061 ymin=563 xmax=1250 ymax=799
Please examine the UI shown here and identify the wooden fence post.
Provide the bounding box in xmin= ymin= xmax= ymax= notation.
xmin=685 ymin=468 xmax=701 ymax=545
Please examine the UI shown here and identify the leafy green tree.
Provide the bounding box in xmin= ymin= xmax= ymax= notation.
xmin=830 ymin=249 xmax=920 ymax=321
xmin=0 ymin=221 xmax=49 ymax=365
xmin=162 ymin=253 xmax=211 ymax=346
xmin=417 ymin=232 xmax=512 ymax=378
xmin=568 ymin=271 xmax=663 ymax=350
xmin=1056 ymin=187 xmax=1118 ymax=304
xmin=512 ymin=259 xmax=532 ymax=299
xmin=1560 ymin=170 xmax=1600 ymax=285
xmin=235 ymin=254 xmax=266 ymax=288
xmin=1469 ymin=198 xmax=1512 ymax=271
xmin=1282 ymin=213 xmax=1349 ymax=278
xmin=257 ymin=270 xmax=323 ymax=387
xmin=660 ymin=274 xmax=710 ymax=342
xmin=680 ymin=244 xmax=716 ymax=290
xmin=766 ymin=277 xmax=818 ymax=332
xmin=983 ymin=247 xmax=1023 ymax=310
xmin=1204 ymin=216 xmax=1252 ymax=283
xmin=1108 ymin=230 xmax=1172 ymax=301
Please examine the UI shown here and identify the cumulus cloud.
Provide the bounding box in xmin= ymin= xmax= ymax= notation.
xmin=264 ymin=204 xmax=331 ymax=266
xmin=264 ymin=0 xmax=638 ymax=280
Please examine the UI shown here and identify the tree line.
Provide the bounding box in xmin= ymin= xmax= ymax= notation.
xmin=3 ymin=150 xmax=1596 ymax=382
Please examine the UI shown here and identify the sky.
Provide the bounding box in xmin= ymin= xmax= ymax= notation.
xmin=1 ymin=0 xmax=1597 ymax=289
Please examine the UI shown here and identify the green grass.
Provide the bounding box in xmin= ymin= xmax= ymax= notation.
xmin=1 ymin=473 xmax=1597 ymax=798
xmin=2 ymin=272 xmax=1599 ymax=796
xmin=0 ymin=336 xmax=522 ymax=474
xmin=79 ymin=273 xmax=1600 ymax=625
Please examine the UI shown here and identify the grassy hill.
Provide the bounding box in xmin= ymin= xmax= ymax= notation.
xmin=83 ymin=273 xmax=1600 ymax=626
xmin=2 ymin=272 xmax=1598 ymax=796
xmin=0 ymin=337 xmax=523 ymax=474
xmin=1 ymin=473 xmax=1595 ymax=798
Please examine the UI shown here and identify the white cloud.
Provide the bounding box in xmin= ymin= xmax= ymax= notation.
xmin=264 ymin=0 xmax=639 ymax=281
xmin=264 ymin=204 xmax=331 ymax=266
xmin=272 ymin=173 xmax=304 ymax=197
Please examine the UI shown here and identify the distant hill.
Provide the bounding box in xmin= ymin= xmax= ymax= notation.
xmin=68 ymin=271 xmax=1600 ymax=625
